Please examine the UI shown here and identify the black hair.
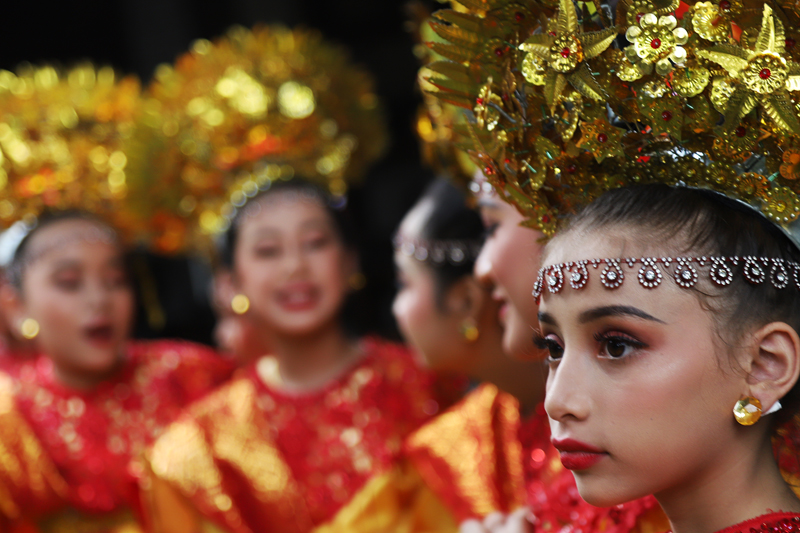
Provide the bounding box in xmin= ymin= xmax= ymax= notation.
xmin=407 ymin=178 xmax=485 ymax=310
xmin=8 ymin=210 xmax=123 ymax=291
xmin=559 ymin=183 xmax=800 ymax=428
xmin=217 ymin=179 xmax=357 ymax=269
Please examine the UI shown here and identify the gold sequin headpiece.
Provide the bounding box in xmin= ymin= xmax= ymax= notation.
xmin=0 ymin=64 xmax=145 ymax=244
xmin=424 ymin=0 xmax=800 ymax=235
xmin=128 ymin=25 xmax=388 ymax=254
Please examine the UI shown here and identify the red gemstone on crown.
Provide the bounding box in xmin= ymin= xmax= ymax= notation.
xmin=549 ymin=31 xmax=557 ymax=36
xmin=484 ymin=166 xmax=495 ymax=175
xmin=760 ymin=68 xmax=771 ymax=79
xmin=598 ymin=133 xmax=609 ymax=143
xmin=735 ymin=126 xmax=747 ymax=137
xmin=661 ymin=111 xmax=672 ymax=121
xmin=636 ymin=13 xmax=644 ymax=22
xmin=495 ymin=48 xmax=505 ymax=57
xmin=476 ymin=98 xmax=484 ymax=105
xmin=560 ymin=47 xmax=571 ymax=58
xmin=515 ymin=11 xmax=525 ymax=21
xmin=719 ymin=0 xmax=731 ymax=10
xmin=651 ymin=38 xmax=661 ymax=49
xmin=567 ymin=164 xmax=577 ymax=173
xmin=542 ymin=215 xmax=551 ymax=223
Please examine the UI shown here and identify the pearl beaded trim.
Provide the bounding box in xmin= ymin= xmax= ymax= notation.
xmin=533 ymin=256 xmax=799 ymax=301
xmin=393 ymin=235 xmax=482 ymax=265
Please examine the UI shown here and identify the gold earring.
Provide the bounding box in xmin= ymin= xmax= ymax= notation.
xmin=349 ymin=272 xmax=366 ymax=291
xmin=20 ymin=318 xmax=39 ymax=340
xmin=460 ymin=318 xmax=480 ymax=342
xmin=231 ymin=294 xmax=250 ymax=315
xmin=733 ymin=396 xmax=762 ymax=426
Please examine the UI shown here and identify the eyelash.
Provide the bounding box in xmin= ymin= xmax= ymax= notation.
xmin=593 ymin=331 xmax=647 ymax=360
xmin=533 ymin=331 xmax=647 ymax=363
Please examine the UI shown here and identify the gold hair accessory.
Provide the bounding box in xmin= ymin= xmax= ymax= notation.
xmin=393 ymin=235 xmax=482 ymax=265
xmin=231 ymin=294 xmax=250 ymax=315
xmin=128 ymin=25 xmax=388 ymax=255
xmin=20 ymin=318 xmax=39 ymax=340
xmin=734 ymin=396 xmax=762 ymax=425
xmin=423 ymin=0 xmax=800 ymax=235
xmin=460 ymin=317 xmax=480 ymax=342
xmin=534 ymin=255 xmax=798 ymax=302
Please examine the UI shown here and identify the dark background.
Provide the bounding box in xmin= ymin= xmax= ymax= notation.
xmin=0 ymin=0 xmax=438 ymax=343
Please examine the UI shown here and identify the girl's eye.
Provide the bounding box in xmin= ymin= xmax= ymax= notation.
xmin=594 ymin=332 xmax=646 ymax=359
xmin=534 ymin=334 xmax=564 ymax=362
xmin=255 ymin=245 xmax=280 ymax=258
xmin=305 ymin=236 xmax=330 ymax=250
xmin=483 ymin=223 xmax=499 ymax=239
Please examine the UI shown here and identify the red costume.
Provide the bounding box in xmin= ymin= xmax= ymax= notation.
xmin=147 ymin=337 xmax=439 ymax=533
xmin=0 ymin=340 xmax=233 ymax=532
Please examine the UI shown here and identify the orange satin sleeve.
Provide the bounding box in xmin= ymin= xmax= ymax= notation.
xmin=313 ymin=461 xmax=457 ymax=533
xmin=404 ymin=384 xmax=526 ymax=522
xmin=145 ymin=378 xmax=313 ymax=533
xmin=0 ymin=373 xmax=68 ymax=528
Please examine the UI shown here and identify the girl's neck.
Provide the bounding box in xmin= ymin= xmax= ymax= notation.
xmin=268 ymin=321 xmax=362 ymax=393
xmin=469 ymin=326 xmax=546 ymax=414
xmin=52 ymin=353 xmax=126 ymax=391
xmin=659 ymin=432 xmax=800 ymax=533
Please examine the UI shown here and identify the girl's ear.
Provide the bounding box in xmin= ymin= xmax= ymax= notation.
xmin=443 ymin=276 xmax=486 ymax=321
xmin=744 ymin=322 xmax=800 ymax=414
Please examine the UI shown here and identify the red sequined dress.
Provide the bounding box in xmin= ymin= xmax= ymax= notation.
xmin=0 ymin=339 xmax=233 ymax=533
xmin=147 ymin=337 xmax=439 ymax=533
xmin=714 ymin=513 xmax=800 ymax=533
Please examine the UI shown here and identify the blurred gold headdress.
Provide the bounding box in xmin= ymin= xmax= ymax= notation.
xmin=128 ymin=24 xmax=388 ymax=254
xmin=424 ymin=0 xmax=800 ymax=235
xmin=0 ymin=63 xmax=143 ymax=242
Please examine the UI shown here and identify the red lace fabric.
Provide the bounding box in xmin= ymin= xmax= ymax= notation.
xmin=520 ymin=404 xmax=665 ymax=533
xmin=12 ymin=340 xmax=232 ymax=518
xmin=248 ymin=337 xmax=438 ymax=524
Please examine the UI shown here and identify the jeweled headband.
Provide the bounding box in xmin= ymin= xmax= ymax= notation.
xmin=533 ymin=256 xmax=798 ymax=303
xmin=393 ymin=235 xmax=482 ymax=266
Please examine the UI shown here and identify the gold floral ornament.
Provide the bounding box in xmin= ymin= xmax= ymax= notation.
xmin=519 ymin=0 xmax=618 ymax=110
xmin=692 ymin=0 xmax=742 ymax=43
xmin=624 ymin=14 xmax=689 ymax=76
xmin=698 ymin=4 xmax=800 ymax=134
xmin=128 ymin=25 xmax=387 ymax=254
xmin=422 ymin=0 xmax=800 ymax=234
xmin=0 ymin=64 xmax=147 ymax=244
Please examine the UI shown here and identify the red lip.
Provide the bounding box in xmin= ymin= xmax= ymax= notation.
xmin=83 ymin=323 xmax=114 ymax=347
xmin=552 ymin=438 xmax=607 ymax=470
xmin=277 ymin=283 xmax=319 ymax=312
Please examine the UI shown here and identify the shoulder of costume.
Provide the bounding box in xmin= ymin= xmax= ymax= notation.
xmin=0 ymin=371 xmax=69 ymax=521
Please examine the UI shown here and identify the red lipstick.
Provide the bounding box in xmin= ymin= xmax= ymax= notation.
xmin=552 ymin=438 xmax=607 ymax=470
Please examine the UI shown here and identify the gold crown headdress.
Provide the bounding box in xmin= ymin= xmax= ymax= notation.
xmin=409 ymin=1 xmax=478 ymax=186
xmin=424 ymin=0 xmax=800 ymax=235
xmin=0 ymin=63 xmax=145 ymax=243
xmin=128 ymin=24 xmax=388 ymax=254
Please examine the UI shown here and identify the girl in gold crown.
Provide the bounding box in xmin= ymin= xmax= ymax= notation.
xmin=537 ymin=185 xmax=800 ymax=531
xmin=0 ymin=65 xmax=233 ymax=533
xmin=142 ymin=25 xmax=446 ymax=533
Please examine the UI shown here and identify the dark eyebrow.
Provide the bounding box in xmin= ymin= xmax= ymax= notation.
xmin=578 ymin=305 xmax=666 ymax=324
xmin=538 ymin=311 xmax=557 ymax=325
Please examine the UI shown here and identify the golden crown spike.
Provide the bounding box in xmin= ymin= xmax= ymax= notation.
xmin=423 ymin=0 xmax=800 ymax=235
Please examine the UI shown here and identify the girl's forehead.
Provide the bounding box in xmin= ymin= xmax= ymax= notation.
xmin=25 ymin=219 xmax=120 ymax=262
